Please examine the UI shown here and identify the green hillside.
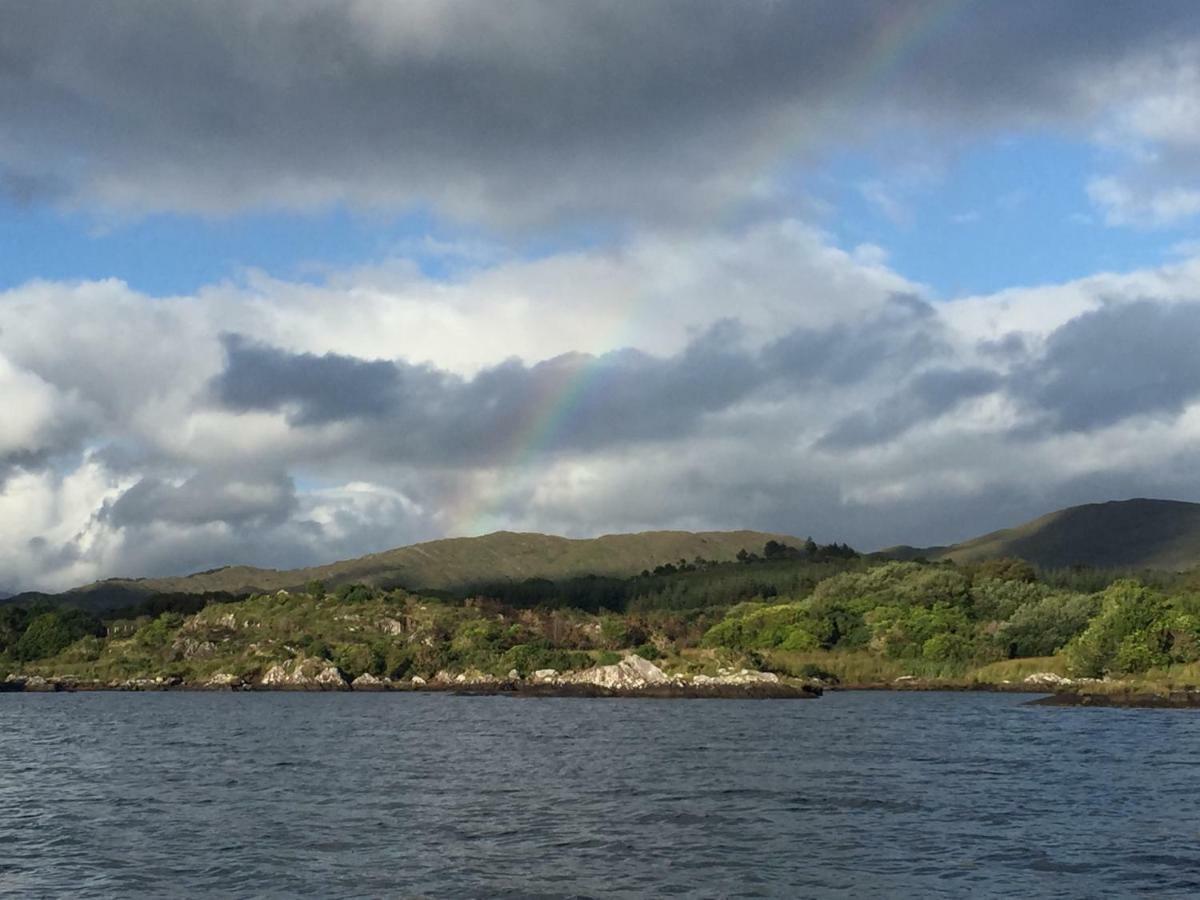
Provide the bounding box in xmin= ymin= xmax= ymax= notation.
xmin=12 ymin=529 xmax=802 ymax=612
xmin=906 ymin=499 xmax=1200 ymax=571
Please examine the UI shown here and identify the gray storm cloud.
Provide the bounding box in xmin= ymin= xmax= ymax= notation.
xmin=0 ymin=1 xmax=1194 ymax=224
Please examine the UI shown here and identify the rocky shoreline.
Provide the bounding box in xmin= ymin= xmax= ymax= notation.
xmin=1 ymin=654 xmax=822 ymax=699
xmin=1028 ymin=690 xmax=1200 ymax=709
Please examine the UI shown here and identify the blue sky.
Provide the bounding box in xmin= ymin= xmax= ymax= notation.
xmin=813 ymin=134 xmax=1200 ymax=297
xmin=3 ymin=131 xmax=1194 ymax=302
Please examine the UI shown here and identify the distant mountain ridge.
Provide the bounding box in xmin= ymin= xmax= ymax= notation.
xmin=7 ymin=529 xmax=801 ymax=612
xmin=885 ymin=498 xmax=1200 ymax=571
xmin=13 ymin=499 xmax=1200 ymax=614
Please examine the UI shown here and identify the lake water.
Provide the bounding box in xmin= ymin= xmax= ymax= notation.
xmin=2 ymin=691 xmax=1199 ymax=898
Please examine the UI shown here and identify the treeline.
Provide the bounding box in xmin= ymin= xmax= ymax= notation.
xmin=701 ymin=558 xmax=1200 ymax=677
xmin=8 ymin=540 xmax=1200 ymax=684
xmin=459 ymin=540 xmax=863 ymax=613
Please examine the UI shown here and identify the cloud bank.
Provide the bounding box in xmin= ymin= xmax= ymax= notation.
xmin=5 ymin=229 xmax=1200 ymax=590
xmin=0 ymin=1 xmax=1197 ymax=226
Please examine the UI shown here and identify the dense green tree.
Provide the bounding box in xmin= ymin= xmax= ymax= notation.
xmin=12 ymin=609 xmax=104 ymax=661
xmin=1065 ymin=581 xmax=1173 ymax=676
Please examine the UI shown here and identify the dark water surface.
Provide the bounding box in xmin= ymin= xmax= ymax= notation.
xmin=2 ymin=691 xmax=1199 ymax=898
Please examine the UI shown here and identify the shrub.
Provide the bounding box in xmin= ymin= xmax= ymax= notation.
xmin=331 ymin=643 xmax=384 ymax=678
xmin=498 ymin=642 xmax=590 ymax=677
xmin=599 ymin=616 xmax=647 ymax=649
xmin=1065 ymin=580 xmax=1172 ymax=677
xmin=12 ymin=609 xmax=104 ymax=661
xmin=701 ymin=602 xmax=818 ymax=651
xmin=133 ymin=612 xmax=183 ymax=649
xmin=633 ymin=642 xmax=661 ymax=660
xmin=994 ymin=592 xmax=1098 ymax=658
xmin=921 ymin=632 xmax=974 ymax=667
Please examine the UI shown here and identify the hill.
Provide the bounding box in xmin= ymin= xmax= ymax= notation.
xmin=7 ymin=529 xmax=801 ymax=612
xmin=891 ymin=499 xmax=1200 ymax=571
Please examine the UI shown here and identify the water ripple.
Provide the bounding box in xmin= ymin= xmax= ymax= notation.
xmin=2 ymin=691 xmax=1199 ymax=897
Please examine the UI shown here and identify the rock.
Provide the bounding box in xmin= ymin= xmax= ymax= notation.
xmin=351 ymin=673 xmax=388 ymax=690
xmin=566 ymin=654 xmax=670 ymax=690
xmin=173 ymin=637 xmax=218 ymax=659
xmin=692 ymin=668 xmax=780 ymax=686
xmin=1024 ymin=672 xmax=1069 ymax=686
xmin=378 ymin=618 xmax=405 ymax=636
xmin=260 ymin=656 xmax=349 ymax=690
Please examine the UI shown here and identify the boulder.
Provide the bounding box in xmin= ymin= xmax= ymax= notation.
xmin=1024 ymin=672 xmax=1069 ymax=686
xmin=260 ymin=656 xmax=349 ymax=690
xmin=566 ymin=654 xmax=670 ymax=690
xmin=693 ymin=668 xmax=779 ymax=686
xmin=378 ymin=618 xmax=405 ymax=636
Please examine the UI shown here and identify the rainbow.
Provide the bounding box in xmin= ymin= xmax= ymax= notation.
xmin=445 ymin=0 xmax=973 ymax=536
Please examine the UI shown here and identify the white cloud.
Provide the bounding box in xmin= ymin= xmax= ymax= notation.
xmin=2 ymin=231 xmax=1200 ymax=589
xmin=1088 ymin=176 xmax=1200 ymax=227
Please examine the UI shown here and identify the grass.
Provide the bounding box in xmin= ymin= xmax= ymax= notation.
xmin=761 ymin=650 xmax=910 ymax=684
xmin=968 ymin=656 xmax=1067 ymax=683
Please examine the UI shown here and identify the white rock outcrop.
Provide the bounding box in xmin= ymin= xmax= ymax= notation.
xmin=566 ymin=654 xmax=670 ymax=689
xmin=1024 ymin=672 xmax=1069 ymax=686
xmin=692 ymin=668 xmax=780 ymax=686
xmin=260 ymin=656 xmax=348 ymax=690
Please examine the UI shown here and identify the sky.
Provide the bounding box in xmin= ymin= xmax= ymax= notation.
xmin=5 ymin=1 xmax=1200 ymax=591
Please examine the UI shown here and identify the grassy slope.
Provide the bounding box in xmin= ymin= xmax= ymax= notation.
xmin=885 ymin=499 xmax=1200 ymax=571
xmin=19 ymin=529 xmax=800 ymax=611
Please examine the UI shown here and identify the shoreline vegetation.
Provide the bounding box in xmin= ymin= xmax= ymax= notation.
xmin=6 ymin=536 xmax=1200 ymax=708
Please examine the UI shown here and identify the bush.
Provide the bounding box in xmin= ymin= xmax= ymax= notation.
xmin=970 ymin=578 xmax=1049 ymax=622
xmin=0 ymin=606 xmax=30 ymax=653
xmin=701 ymin=602 xmax=818 ymax=651
xmin=498 ymin=642 xmax=590 ymax=677
xmin=12 ymin=609 xmax=104 ymax=661
xmin=921 ymin=632 xmax=974 ymax=667
xmin=599 ymin=616 xmax=647 ymax=649
xmin=331 ymin=643 xmax=385 ymax=678
xmin=1065 ymin=580 xmax=1172 ymax=677
xmin=134 ymin=612 xmax=183 ymax=649
xmin=633 ymin=642 xmax=661 ymax=660
xmin=993 ymin=592 xmax=1098 ymax=658
xmin=334 ymin=583 xmax=377 ymax=604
